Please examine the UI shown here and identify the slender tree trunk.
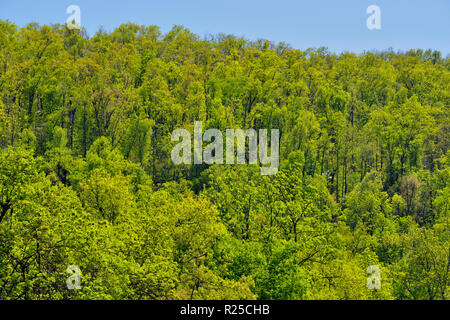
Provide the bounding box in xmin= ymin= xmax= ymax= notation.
xmin=82 ymin=102 xmax=87 ymax=157
xmin=336 ymin=148 xmax=339 ymax=203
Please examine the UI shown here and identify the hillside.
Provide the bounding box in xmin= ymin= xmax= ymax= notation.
xmin=0 ymin=21 xmax=449 ymax=300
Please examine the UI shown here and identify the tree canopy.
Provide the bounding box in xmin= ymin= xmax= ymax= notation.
xmin=0 ymin=21 xmax=449 ymax=300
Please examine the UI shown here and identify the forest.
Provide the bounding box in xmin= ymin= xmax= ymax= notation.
xmin=0 ymin=21 xmax=449 ymax=300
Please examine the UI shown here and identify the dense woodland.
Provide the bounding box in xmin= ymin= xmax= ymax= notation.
xmin=0 ymin=21 xmax=449 ymax=300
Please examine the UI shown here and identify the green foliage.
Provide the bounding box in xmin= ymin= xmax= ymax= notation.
xmin=0 ymin=21 xmax=448 ymax=300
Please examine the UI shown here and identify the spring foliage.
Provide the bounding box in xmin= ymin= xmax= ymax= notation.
xmin=0 ymin=21 xmax=449 ymax=299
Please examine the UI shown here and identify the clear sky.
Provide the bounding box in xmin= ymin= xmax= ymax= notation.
xmin=1 ymin=0 xmax=449 ymax=55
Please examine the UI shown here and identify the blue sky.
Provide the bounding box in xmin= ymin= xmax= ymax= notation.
xmin=1 ymin=0 xmax=449 ymax=55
